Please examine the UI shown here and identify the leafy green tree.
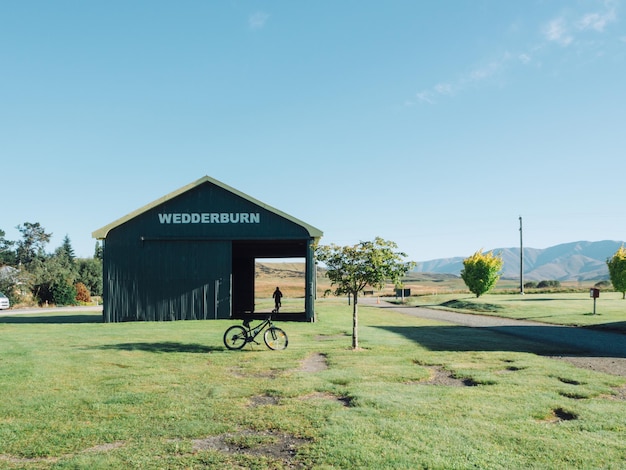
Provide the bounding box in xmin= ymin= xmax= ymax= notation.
xmin=15 ymin=222 xmax=52 ymax=267
xmin=607 ymin=246 xmax=626 ymax=299
xmin=0 ymin=229 xmax=16 ymax=266
xmin=77 ymin=257 xmax=103 ymax=296
xmin=29 ymin=256 xmax=78 ymax=305
xmin=316 ymin=237 xmax=415 ymax=349
xmin=461 ymin=250 xmax=503 ymax=298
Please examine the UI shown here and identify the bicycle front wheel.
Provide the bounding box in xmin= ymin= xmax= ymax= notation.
xmin=264 ymin=327 xmax=288 ymax=350
xmin=224 ymin=325 xmax=248 ymax=350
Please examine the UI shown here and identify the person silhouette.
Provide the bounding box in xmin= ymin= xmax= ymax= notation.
xmin=272 ymin=287 xmax=283 ymax=312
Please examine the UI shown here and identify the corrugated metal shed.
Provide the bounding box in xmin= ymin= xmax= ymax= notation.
xmin=92 ymin=176 xmax=322 ymax=322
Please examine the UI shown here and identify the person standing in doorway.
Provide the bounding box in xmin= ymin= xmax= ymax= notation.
xmin=273 ymin=287 xmax=283 ymax=313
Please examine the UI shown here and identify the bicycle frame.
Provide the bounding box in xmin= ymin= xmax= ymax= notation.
xmin=241 ymin=317 xmax=272 ymax=344
xmin=224 ymin=315 xmax=289 ymax=350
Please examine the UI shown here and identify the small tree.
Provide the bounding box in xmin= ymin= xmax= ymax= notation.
xmin=56 ymin=235 xmax=76 ymax=266
xmin=607 ymin=246 xmax=626 ymax=299
xmin=316 ymin=237 xmax=415 ymax=349
xmin=461 ymin=250 xmax=503 ymax=298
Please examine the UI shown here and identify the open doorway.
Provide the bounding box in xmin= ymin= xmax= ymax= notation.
xmin=232 ymin=241 xmax=312 ymax=321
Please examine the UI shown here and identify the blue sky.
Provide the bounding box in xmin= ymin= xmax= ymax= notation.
xmin=1 ymin=1 xmax=625 ymax=262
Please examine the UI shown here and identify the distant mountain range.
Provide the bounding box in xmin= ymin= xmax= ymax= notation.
xmin=415 ymin=240 xmax=625 ymax=281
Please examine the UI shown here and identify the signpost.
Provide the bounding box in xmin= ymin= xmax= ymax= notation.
xmin=590 ymin=288 xmax=600 ymax=315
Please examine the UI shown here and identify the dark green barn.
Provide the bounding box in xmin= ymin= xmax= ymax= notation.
xmin=92 ymin=176 xmax=323 ymax=322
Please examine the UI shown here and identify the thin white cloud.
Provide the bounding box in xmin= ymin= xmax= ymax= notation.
xmin=544 ymin=1 xmax=617 ymax=46
xmin=577 ymin=3 xmax=617 ymax=32
xmin=469 ymin=58 xmax=505 ymax=80
xmin=434 ymin=82 xmax=454 ymax=96
xmin=249 ymin=11 xmax=270 ymax=30
xmin=415 ymin=54 xmax=510 ymax=104
xmin=410 ymin=1 xmax=620 ymax=106
xmin=544 ymin=18 xmax=573 ymax=46
xmin=415 ymin=91 xmax=435 ymax=104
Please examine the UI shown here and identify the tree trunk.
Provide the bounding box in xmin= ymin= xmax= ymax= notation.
xmin=352 ymin=291 xmax=358 ymax=349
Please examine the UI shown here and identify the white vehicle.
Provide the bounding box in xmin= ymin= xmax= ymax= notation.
xmin=0 ymin=292 xmax=10 ymax=310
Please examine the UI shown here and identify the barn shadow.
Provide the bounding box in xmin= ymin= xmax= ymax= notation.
xmin=94 ymin=342 xmax=221 ymax=353
xmin=374 ymin=324 xmax=625 ymax=358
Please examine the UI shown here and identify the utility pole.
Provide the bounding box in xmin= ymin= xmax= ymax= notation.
xmin=519 ymin=216 xmax=524 ymax=295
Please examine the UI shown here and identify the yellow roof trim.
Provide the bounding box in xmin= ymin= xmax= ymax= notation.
xmin=92 ymin=175 xmax=323 ymax=240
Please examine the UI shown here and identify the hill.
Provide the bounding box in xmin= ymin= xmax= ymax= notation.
xmin=415 ymin=240 xmax=624 ymax=281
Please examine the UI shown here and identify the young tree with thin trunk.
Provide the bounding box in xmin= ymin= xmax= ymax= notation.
xmin=461 ymin=250 xmax=503 ymax=298
xmin=316 ymin=237 xmax=415 ymax=349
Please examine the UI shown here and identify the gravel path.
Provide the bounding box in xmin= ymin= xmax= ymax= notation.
xmin=361 ymin=297 xmax=626 ymax=377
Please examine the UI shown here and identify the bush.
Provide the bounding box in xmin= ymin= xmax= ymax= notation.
xmin=51 ymin=281 xmax=77 ymax=306
xmin=594 ymin=280 xmax=611 ymax=288
xmin=537 ymin=280 xmax=561 ymax=288
xmin=523 ymin=281 xmax=537 ymax=289
xmin=75 ymin=282 xmax=91 ymax=303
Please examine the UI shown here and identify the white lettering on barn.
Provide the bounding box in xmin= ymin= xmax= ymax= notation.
xmin=158 ymin=213 xmax=261 ymax=224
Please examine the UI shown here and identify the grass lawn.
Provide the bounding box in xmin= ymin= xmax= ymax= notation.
xmin=1 ymin=299 xmax=625 ymax=469
xmin=396 ymin=291 xmax=626 ymax=333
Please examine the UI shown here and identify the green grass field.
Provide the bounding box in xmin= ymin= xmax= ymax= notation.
xmin=1 ymin=298 xmax=625 ymax=469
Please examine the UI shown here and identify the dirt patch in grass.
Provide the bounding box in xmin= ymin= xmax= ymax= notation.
xmin=191 ymin=429 xmax=310 ymax=466
xmin=298 ymin=353 xmax=328 ymax=373
xmin=539 ymin=407 xmax=579 ymax=423
xmin=300 ymin=391 xmax=352 ymax=407
xmin=0 ymin=441 xmax=125 ymax=465
xmin=412 ymin=366 xmax=474 ymax=387
xmin=249 ymin=395 xmax=281 ymax=407
xmin=549 ymin=356 xmax=626 ymax=377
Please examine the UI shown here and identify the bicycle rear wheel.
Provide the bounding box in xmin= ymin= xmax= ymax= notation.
xmin=224 ymin=325 xmax=248 ymax=350
xmin=264 ymin=327 xmax=288 ymax=350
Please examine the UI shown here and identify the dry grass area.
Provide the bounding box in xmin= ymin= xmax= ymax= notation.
xmin=255 ymin=262 xmax=607 ymax=300
xmin=255 ymin=262 xmax=309 ymax=298
xmin=254 ymin=262 xmax=458 ymax=299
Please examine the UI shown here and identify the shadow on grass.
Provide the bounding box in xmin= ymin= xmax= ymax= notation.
xmin=0 ymin=314 xmax=102 ymax=324
xmin=499 ymin=298 xmax=582 ymax=302
xmin=94 ymin=342 xmax=222 ymax=353
xmin=375 ymin=325 xmax=626 ymax=358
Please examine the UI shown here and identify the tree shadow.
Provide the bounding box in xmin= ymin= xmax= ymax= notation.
xmin=374 ymin=324 xmax=626 ymax=358
xmin=586 ymin=321 xmax=626 ymax=335
xmin=0 ymin=314 xmax=102 ymax=324
xmin=93 ymin=342 xmax=222 ymax=353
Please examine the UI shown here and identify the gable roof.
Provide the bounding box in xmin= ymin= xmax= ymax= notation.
xmin=92 ymin=175 xmax=323 ymax=240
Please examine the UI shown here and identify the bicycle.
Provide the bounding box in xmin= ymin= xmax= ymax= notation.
xmin=223 ymin=315 xmax=288 ymax=350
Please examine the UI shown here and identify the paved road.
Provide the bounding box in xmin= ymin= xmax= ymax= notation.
xmin=360 ymin=297 xmax=626 ymax=358
xmin=0 ymin=305 xmax=102 ymax=316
